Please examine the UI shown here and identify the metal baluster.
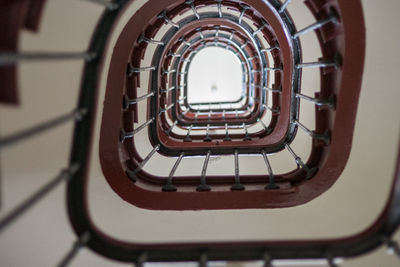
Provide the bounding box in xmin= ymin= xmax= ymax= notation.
xmin=296 ymin=60 xmax=338 ymax=69
xmin=293 ymin=11 xmax=338 ymax=39
xmin=261 ymin=150 xmax=279 ymax=189
xmin=186 ymin=0 xmax=200 ymax=19
xmin=120 ymin=118 xmax=154 ymax=142
xmin=264 ymin=104 xmax=280 ymax=114
xmin=126 ymin=145 xmax=160 ymax=181
xmin=195 ymin=110 xmax=201 ymax=121
xmin=162 ymin=69 xmax=176 ymax=75
xmin=296 ymin=93 xmax=336 ymax=109
xmin=278 ymin=0 xmax=292 ymax=13
xmin=160 ymin=86 xmax=176 ymax=93
xmin=57 ymin=232 xmax=90 ymax=267
xmin=222 ymin=109 xmax=226 ymax=119
xmin=159 ymin=103 xmax=175 ymax=114
xmin=208 ymin=110 xmax=212 ymax=121
xmin=231 ymin=150 xmax=245 ymax=190
xmin=204 ymin=124 xmax=212 ymax=142
xmin=199 ymin=251 xmax=208 ymax=267
xmin=229 ymin=30 xmax=236 ymax=40
xmin=243 ymin=123 xmax=252 ymax=141
xmin=240 ymin=41 xmax=249 ymax=49
xmin=327 ymin=256 xmax=339 ymax=267
xmin=265 ymin=66 xmax=282 ymax=72
xmin=223 ymin=123 xmax=232 ymax=141
xmin=197 ymin=28 xmax=205 ymax=39
xmin=257 ymin=118 xmax=272 ymax=135
xmin=261 ymin=45 xmax=279 ymax=52
xmin=385 ymin=237 xmax=400 ymax=259
xmin=253 ymin=22 xmax=268 ymax=36
xmin=285 ymin=144 xmax=318 ymax=179
xmin=135 ymin=251 xmax=147 ymax=267
xmin=165 ymin=120 xmax=178 ymax=136
xmin=0 ymin=51 xmax=96 ymax=66
xmin=264 ymin=86 xmax=282 ymax=93
xmin=138 ymin=32 xmax=164 ymax=46
xmin=162 ymin=152 xmax=185 ymax=192
xmin=127 ymin=63 xmax=156 ymax=76
xmin=168 ymin=51 xmax=181 ymax=58
xmin=0 ymin=108 xmax=87 ymax=150
xmin=158 ymin=10 xmax=180 ymax=28
xmin=197 ymin=151 xmax=212 ymax=191
xmin=216 ymin=0 xmax=222 ymax=18
xmin=238 ymin=4 xmax=250 ymax=24
xmin=294 ymin=120 xmax=330 ymax=145
xmin=123 ymin=92 xmax=154 ymax=109
xmin=0 ymin=164 xmax=80 ymax=232
xmin=263 ymin=251 xmax=273 ymax=267
xmin=84 ymin=0 xmax=118 ymax=10
xmin=184 ymin=125 xmax=193 ymax=142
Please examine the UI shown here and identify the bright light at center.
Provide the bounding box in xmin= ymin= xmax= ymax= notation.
xmin=187 ymin=47 xmax=243 ymax=104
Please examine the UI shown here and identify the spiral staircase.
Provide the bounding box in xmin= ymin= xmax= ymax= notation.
xmin=0 ymin=0 xmax=400 ymax=266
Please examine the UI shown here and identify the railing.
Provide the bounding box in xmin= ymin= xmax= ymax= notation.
xmin=0 ymin=0 xmax=399 ymax=266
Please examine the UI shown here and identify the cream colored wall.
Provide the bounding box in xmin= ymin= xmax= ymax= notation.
xmin=0 ymin=0 xmax=400 ymax=266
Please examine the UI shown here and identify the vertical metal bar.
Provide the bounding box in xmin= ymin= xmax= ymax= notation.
xmin=224 ymin=123 xmax=231 ymax=141
xmin=216 ymin=0 xmax=222 ymax=18
xmin=293 ymin=12 xmax=338 ymax=39
xmin=261 ymin=150 xmax=279 ymax=189
xmin=199 ymin=252 xmax=208 ymax=267
xmin=278 ymin=0 xmax=292 ymax=13
xmin=204 ymin=124 xmax=212 ymax=142
xmin=197 ymin=151 xmax=211 ymax=191
xmin=257 ymin=118 xmax=271 ymax=135
xmin=0 ymin=51 xmax=96 ymax=66
xmin=285 ymin=144 xmax=318 ymax=179
xmin=186 ymin=0 xmax=200 ymax=19
xmin=165 ymin=120 xmax=178 ymax=136
xmin=294 ymin=120 xmax=330 ymax=145
xmin=0 ymin=109 xmax=87 ymax=150
xmin=0 ymin=164 xmax=80 ymax=233
xmin=184 ymin=125 xmax=193 ymax=142
xmin=238 ymin=4 xmax=249 ymax=24
xmin=231 ymin=150 xmax=245 ymax=190
xmin=243 ymin=123 xmax=251 ymax=141
xmin=126 ymin=145 xmax=160 ymax=181
xmin=57 ymin=232 xmax=90 ymax=267
xmin=135 ymin=251 xmax=147 ymax=267
xmin=296 ymin=93 xmax=335 ymax=109
xmin=120 ymin=118 xmax=154 ymax=142
xmin=162 ymin=152 xmax=185 ymax=192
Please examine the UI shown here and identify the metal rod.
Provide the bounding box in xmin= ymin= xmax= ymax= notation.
xmin=127 ymin=63 xmax=156 ymax=76
xmin=216 ymin=0 xmax=222 ymax=18
xmin=243 ymin=123 xmax=252 ymax=141
xmin=238 ymin=4 xmax=250 ymax=24
xmin=253 ymin=23 xmax=267 ymax=36
xmin=0 ymin=51 xmax=96 ymax=66
xmin=231 ymin=150 xmax=245 ymax=190
xmin=186 ymin=0 xmax=200 ymax=19
xmin=386 ymin=238 xmax=400 ymax=259
xmin=158 ymin=10 xmax=179 ymax=28
xmin=126 ymin=145 xmax=160 ymax=181
xmin=160 ymin=86 xmax=176 ymax=93
xmin=162 ymin=69 xmax=176 ymax=75
xmin=139 ymin=33 xmax=164 ymax=46
xmin=135 ymin=251 xmax=147 ymax=267
xmin=162 ymin=152 xmax=185 ymax=192
xmin=285 ymin=144 xmax=317 ymax=179
xmin=159 ymin=103 xmax=175 ymax=114
xmin=261 ymin=150 xmax=279 ymax=189
xmin=261 ymin=45 xmax=279 ymax=52
xmin=296 ymin=60 xmax=337 ymax=69
xmin=197 ymin=151 xmax=211 ymax=191
xmin=278 ymin=0 xmax=292 ymax=13
xmin=0 ymin=164 xmax=80 ymax=233
xmin=224 ymin=123 xmax=231 ymax=141
xmin=124 ymin=92 xmax=154 ymax=108
xmin=165 ymin=120 xmax=178 ymax=136
xmin=184 ymin=125 xmax=193 ymax=142
xmin=296 ymin=93 xmax=335 ymax=108
xmin=199 ymin=252 xmax=208 ymax=267
xmin=84 ymin=0 xmax=118 ymax=10
xmin=265 ymin=66 xmax=282 ymax=71
xmin=264 ymin=104 xmax=280 ymax=114
xmin=264 ymin=87 xmax=282 ymax=93
xmin=257 ymin=118 xmax=271 ymax=134
xmin=0 ymin=109 xmax=87 ymax=150
xmin=204 ymin=124 xmax=212 ymax=142
xmin=293 ymin=12 xmax=338 ymax=39
xmin=294 ymin=120 xmax=330 ymax=145
xmin=120 ymin=118 xmax=154 ymax=142
xmin=57 ymin=232 xmax=90 ymax=267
